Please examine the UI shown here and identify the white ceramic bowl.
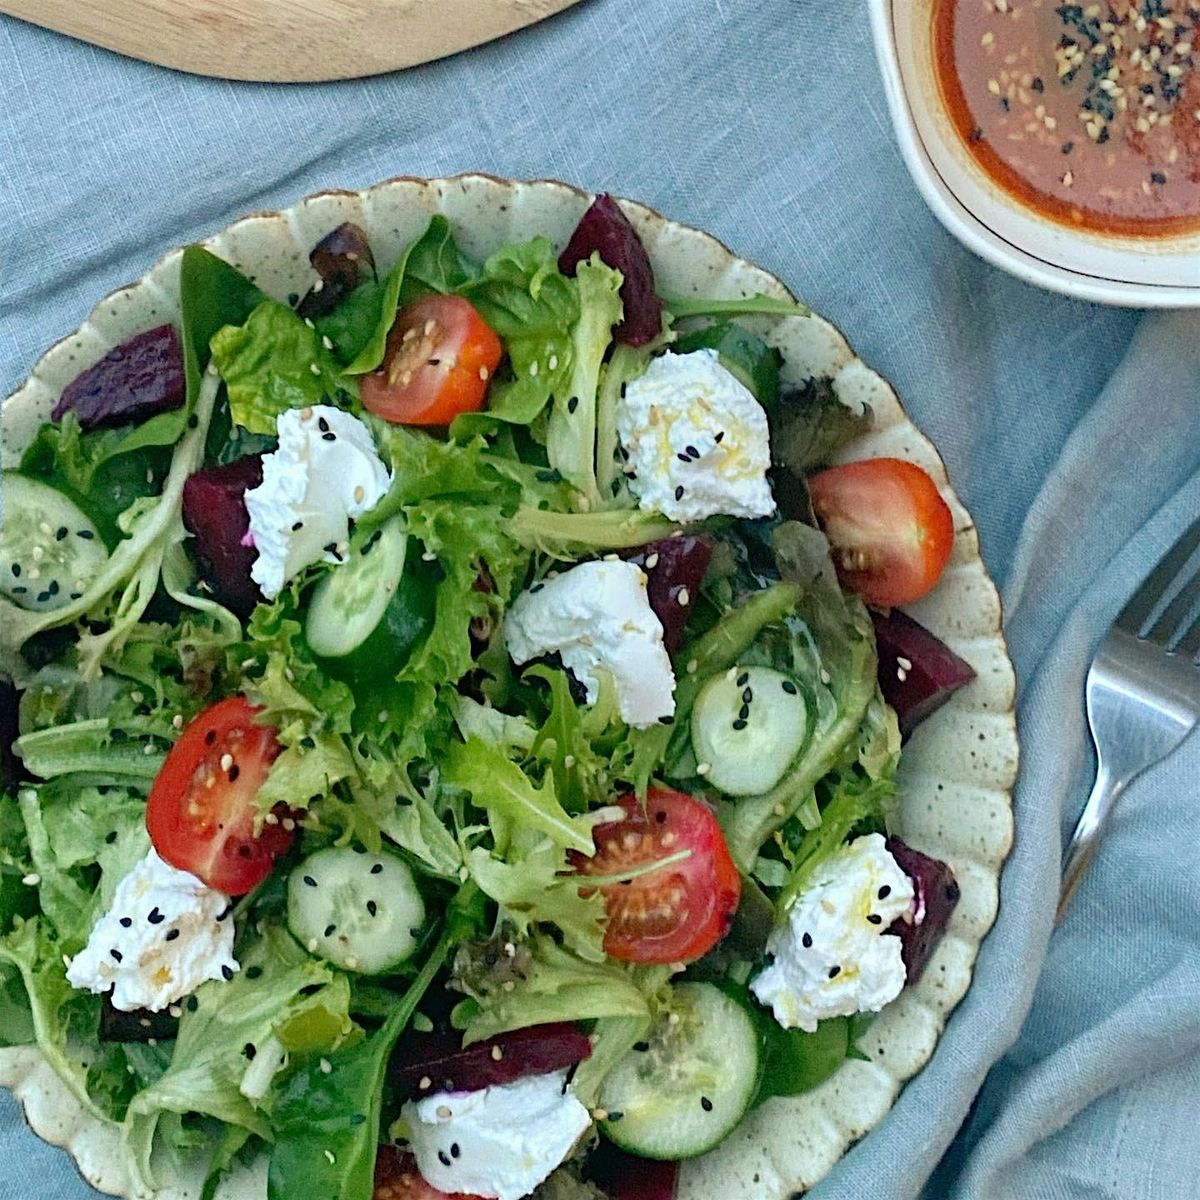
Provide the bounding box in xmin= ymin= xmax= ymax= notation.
xmin=870 ymin=0 xmax=1200 ymax=307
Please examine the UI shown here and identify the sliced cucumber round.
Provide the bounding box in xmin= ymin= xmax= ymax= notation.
xmin=673 ymin=322 xmax=782 ymax=407
xmin=304 ymin=517 xmax=435 ymax=686
xmin=691 ymin=666 xmax=809 ymax=796
xmin=1 ymin=472 xmax=108 ymax=612
xmin=287 ymin=846 xmax=425 ymax=975
xmin=598 ymin=982 xmax=762 ymax=1160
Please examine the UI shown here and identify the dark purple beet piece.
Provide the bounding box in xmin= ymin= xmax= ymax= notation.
xmin=558 ymin=194 xmax=663 ymax=346
xmin=871 ymin=608 xmax=976 ymax=739
xmin=586 ymin=1143 xmax=679 ymax=1200
xmin=620 ymin=535 xmax=713 ymax=653
xmin=885 ymin=835 xmax=960 ymax=983
xmin=390 ymin=1022 xmax=592 ymax=1099
xmin=52 ymin=324 xmax=185 ymax=431
xmin=181 ymin=455 xmax=264 ymax=618
xmin=1 ymin=679 xmax=22 ymax=790
xmin=296 ymin=222 xmax=375 ymax=319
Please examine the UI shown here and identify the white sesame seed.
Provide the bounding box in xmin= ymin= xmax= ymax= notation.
xmin=591 ymin=1108 xmax=608 ymax=1121
xmin=987 ymin=78 xmax=1001 ymax=95
xmin=319 ymin=1058 xmax=332 ymax=1074
xmin=644 ymin=553 xmax=659 ymax=569
xmin=667 ymin=1012 xmax=681 ymax=1026
xmin=308 ymin=938 xmax=319 ymax=952
xmin=437 ymin=1105 xmax=453 ymax=1119
xmin=265 ymin=812 xmax=280 ymax=825
xmin=62 ymin=954 xmax=73 ymax=969
xmin=503 ymin=942 xmax=516 ymax=957
xmin=283 ymin=818 xmax=296 ymax=832
xmin=324 ymin=1150 xmax=336 ymax=1165
xmin=172 ymin=714 xmax=184 ymax=730
xmin=424 ymin=319 xmax=437 ymax=336
xmin=220 ymin=753 xmax=234 ymax=772
xmin=897 ymin=667 xmax=909 ymax=683
xmin=422 ymin=550 xmax=437 ymax=562
xmin=143 ymin=742 xmax=156 ymax=756
xmin=309 ymin=362 xmax=321 ymax=376
xmin=321 ymin=335 xmax=334 ymax=350
xmin=548 ymin=355 xmax=559 ymax=370
xmin=677 ymin=587 xmax=690 ymax=607
xmin=241 ymin=657 xmax=257 ymax=670
xmin=819 ymin=667 xmax=831 ymax=685
xmin=354 ymin=484 xmax=365 ymax=503
xmin=502 ymin=979 xmax=516 ymax=992
xmin=696 ymin=761 xmax=711 ymax=776
xmin=896 ymin=656 xmax=913 ymax=671
xmin=564 ymin=754 xmax=576 ymax=769
xmin=529 ymin=360 xmax=539 ymax=377
xmin=479 ymin=366 xmax=489 ymax=381
xmin=686 ymin=658 xmax=698 ymax=674
xmin=419 ymin=1076 xmax=432 ymax=1089
xmin=300 ymin=407 xmax=313 ymax=420
xmin=378 ymin=710 xmax=389 ymax=723
xmin=312 ymin=279 xmax=325 ymax=293
xmin=491 ymin=1045 xmax=504 ymax=1061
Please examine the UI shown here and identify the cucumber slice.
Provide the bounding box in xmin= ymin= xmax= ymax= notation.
xmin=673 ymin=322 xmax=782 ymax=407
xmin=287 ymin=846 xmax=425 ymax=975
xmin=598 ymin=982 xmax=762 ymax=1160
xmin=691 ymin=666 xmax=809 ymax=796
xmin=304 ymin=517 xmax=434 ymax=686
xmin=1 ymin=473 xmax=108 ymax=613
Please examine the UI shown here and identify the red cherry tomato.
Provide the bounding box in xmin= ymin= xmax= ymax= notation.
xmin=360 ymin=295 xmax=502 ymax=427
xmin=146 ymin=696 xmax=292 ymax=894
xmin=570 ymin=789 xmax=741 ymax=965
xmin=808 ymin=457 xmax=954 ymax=608
xmin=373 ymin=1147 xmax=482 ymax=1200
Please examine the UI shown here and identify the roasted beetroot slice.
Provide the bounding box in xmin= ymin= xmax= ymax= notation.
xmin=297 ymin=222 xmax=375 ymax=319
xmin=871 ymin=608 xmax=975 ymax=739
xmin=619 ymin=536 xmax=712 ymax=653
xmin=390 ymin=1022 xmax=592 ymax=1099
xmin=52 ymin=324 xmax=185 ymax=431
xmin=885 ymin=836 xmax=960 ymax=983
xmin=586 ymin=1143 xmax=679 ymax=1200
xmin=558 ymin=195 xmax=663 ymax=347
xmin=1 ymin=679 xmax=22 ymax=790
xmin=181 ymin=455 xmax=264 ymax=618
xmin=374 ymin=1148 xmax=476 ymax=1198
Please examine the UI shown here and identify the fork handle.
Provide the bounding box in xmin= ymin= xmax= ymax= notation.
xmin=1057 ymin=766 xmax=1124 ymax=923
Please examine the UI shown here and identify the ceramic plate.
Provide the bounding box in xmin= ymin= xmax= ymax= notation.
xmin=0 ymin=175 xmax=1018 ymax=1199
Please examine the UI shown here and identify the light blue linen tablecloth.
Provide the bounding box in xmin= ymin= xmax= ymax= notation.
xmin=1 ymin=1 xmax=1198 ymax=1196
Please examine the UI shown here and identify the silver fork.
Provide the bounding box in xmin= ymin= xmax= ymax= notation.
xmin=1057 ymin=515 xmax=1200 ymax=923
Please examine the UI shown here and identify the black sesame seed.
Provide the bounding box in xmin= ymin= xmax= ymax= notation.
xmin=370 ymin=863 xmax=383 ymax=875
xmin=1061 ymin=141 xmax=1074 ymax=155
xmin=292 ymin=520 xmax=304 ymax=532
xmin=700 ymin=1096 xmax=713 ymax=1112
xmin=221 ymin=964 xmax=234 ymax=981
xmin=244 ymin=1042 xmax=257 ymax=1060
xmin=677 ymin=453 xmax=692 ymax=464
xmin=105 ymin=830 xmax=119 ymax=844
xmin=655 ymin=810 xmax=667 ymax=823
xmin=47 ymin=580 xmax=59 ymax=596
xmin=742 ymin=687 xmax=753 ymax=704
xmin=1031 ymin=76 xmax=1044 ymax=92
xmin=738 ymin=703 xmax=750 ymax=721
xmin=321 ymin=431 xmax=336 ymax=442
xmin=119 ymin=917 xmax=132 ymax=928
xmin=11 ymin=587 xmax=25 ymax=594
xmin=246 ymin=965 xmax=263 ymax=980
xmin=205 ymin=730 xmax=217 ymax=745
xmin=607 ymin=1111 xmax=624 ymax=1122
xmin=69 ymin=592 xmax=82 ymax=600
xmin=187 ymin=995 xmax=200 ymax=1012
xmin=450 ymin=1143 xmax=461 ymax=1159
xmin=1151 ymin=171 xmax=1167 ymax=185
xmin=732 ymin=718 xmax=748 ymax=731
xmin=55 ymin=526 xmax=68 ymax=541
xmin=828 ymin=965 xmax=841 ymax=979
xmin=111 ymin=949 xmax=123 ymax=962
xmin=998 ymin=96 xmax=1010 ymax=112
xmin=228 ymin=764 xmax=240 ymax=782
xmin=36 ymin=590 xmax=51 ymax=604
xmin=324 ymin=924 xmax=337 ymax=937
xmin=530 ymin=582 xmax=544 ymax=593
xmin=567 ymin=396 xmax=579 ymax=414
xmin=218 ymin=905 xmax=232 ymax=922
xmin=187 ymin=414 xmax=199 ymax=430
xmin=867 ymin=914 xmax=883 ymax=925
xmin=714 ymin=431 xmax=724 ymax=443
xmin=685 ymin=445 xmax=699 ymax=459
xmin=300 ymin=983 xmax=322 ymax=997
xmin=878 ymin=885 xmax=891 ymax=899
xmin=303 ymin=875 xmax=318 ymax=888
xmin=148 ymin=908 xmax=165 ymax=925
xmin=674 ymin=485 xmax=685 ymax=501
xmin=781 ymin=680 xmax=798 ymax=695
xmin=9 ymin=563 xmax=18 ymax=577
xmin=802 ymin=932 xmax=812 ymax=949
xmin=736 ymin=672 xmax=749 ymax=687
xmin=946 ymin=881 xmax=962 ymax=903
xmin=110 ymin=728 xmax=127 ymax=742
xmin=536 ymin=468 xmax=563 ymax=483
xmin=634 ymin=1041 xmax=650 ymax=1052
xmin=318 ymin=416 xmax=330 ymax=433
xmin=77 ymin=530 xmax=95 ymax=540
xmin=165 ymin=928 xmax=181 ymax=942
xmin=367 ymin=900 xmax=378 ymax=917
xmin=438 ymin=1151 xmax=452 ymax=1168
xmin=323 ymin=542 xmax=338 ymax=555
xmin=658 ymin=714 xmax=674 ymax=725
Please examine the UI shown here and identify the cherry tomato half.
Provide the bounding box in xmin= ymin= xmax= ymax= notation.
xmin=808 ymin=457 xmax=954 ymax=608
xmin=360 ymin=295 xmax=502 ymax=427
xmin=146 ymin=696 xmax=292 ymax=894
xmin=570 ymin=789 xmax=741 ymax=965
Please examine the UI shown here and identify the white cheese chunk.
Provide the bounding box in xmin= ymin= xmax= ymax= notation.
xmin=504 ymin=559 xmax=675 ymax=728
xmin=401 ymin=1069 xmax=592 ymax=1200
xmin=66 ymin=850 xmax=237 ymax=1013
xmin=751 ymin=833 xmax=914 ymax=1033
xmin=616 ymin=349 xmax=775 ymax=522
xmin=244 ymin=405 xmax=391 ymax=599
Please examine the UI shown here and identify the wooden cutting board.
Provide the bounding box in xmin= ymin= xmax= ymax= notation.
xmin=0 ymin=0 xmax=585 ymax=82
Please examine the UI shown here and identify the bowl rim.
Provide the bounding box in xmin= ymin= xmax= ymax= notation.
xmin=869 ymin=0 xmax=1200 ymax=308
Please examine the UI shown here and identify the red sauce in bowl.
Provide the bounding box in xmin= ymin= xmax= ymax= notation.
xmin=933 ymin=0 xmax=1200 ymax=235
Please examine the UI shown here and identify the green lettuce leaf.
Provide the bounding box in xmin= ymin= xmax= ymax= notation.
xmin=770 ymin=376 xmax=873 ymax=476
xmin=665 ymin=293 xmax=809 ymax=320
xmin=544 ymin=254 xmax=623 ymax=509
xmin=210 ymin=300 xmax=347 ymax=435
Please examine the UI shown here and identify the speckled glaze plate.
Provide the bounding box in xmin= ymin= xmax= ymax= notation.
xmin=0 ymin=175 xmax=1018 ymax=1199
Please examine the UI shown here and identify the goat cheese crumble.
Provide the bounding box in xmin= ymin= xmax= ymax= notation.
xmin=503 ymin=559 xmax=675 ymax=728
xmin=616 ymin=349 xmax=775 ymax=522
xmin=401 ymin=1069 xmax=592 ymax=1200
xmin=751 ymin=833 xmax=914 ymax=1032
xmin=66 ymin=849 xmax=237 ymax=1012
xmin=244 ymin=405 xmax=391 ymax=599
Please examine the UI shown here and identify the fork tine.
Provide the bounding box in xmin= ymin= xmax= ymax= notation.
xmin=1147 ymin=566 xmax=1200 ymax=647
xmin=1116 ymin=515 xmax=1200 ymax=636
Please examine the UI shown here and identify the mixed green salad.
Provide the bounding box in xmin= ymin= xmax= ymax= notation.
xmin=0 ymin=194 xmax=975 ymax=1200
